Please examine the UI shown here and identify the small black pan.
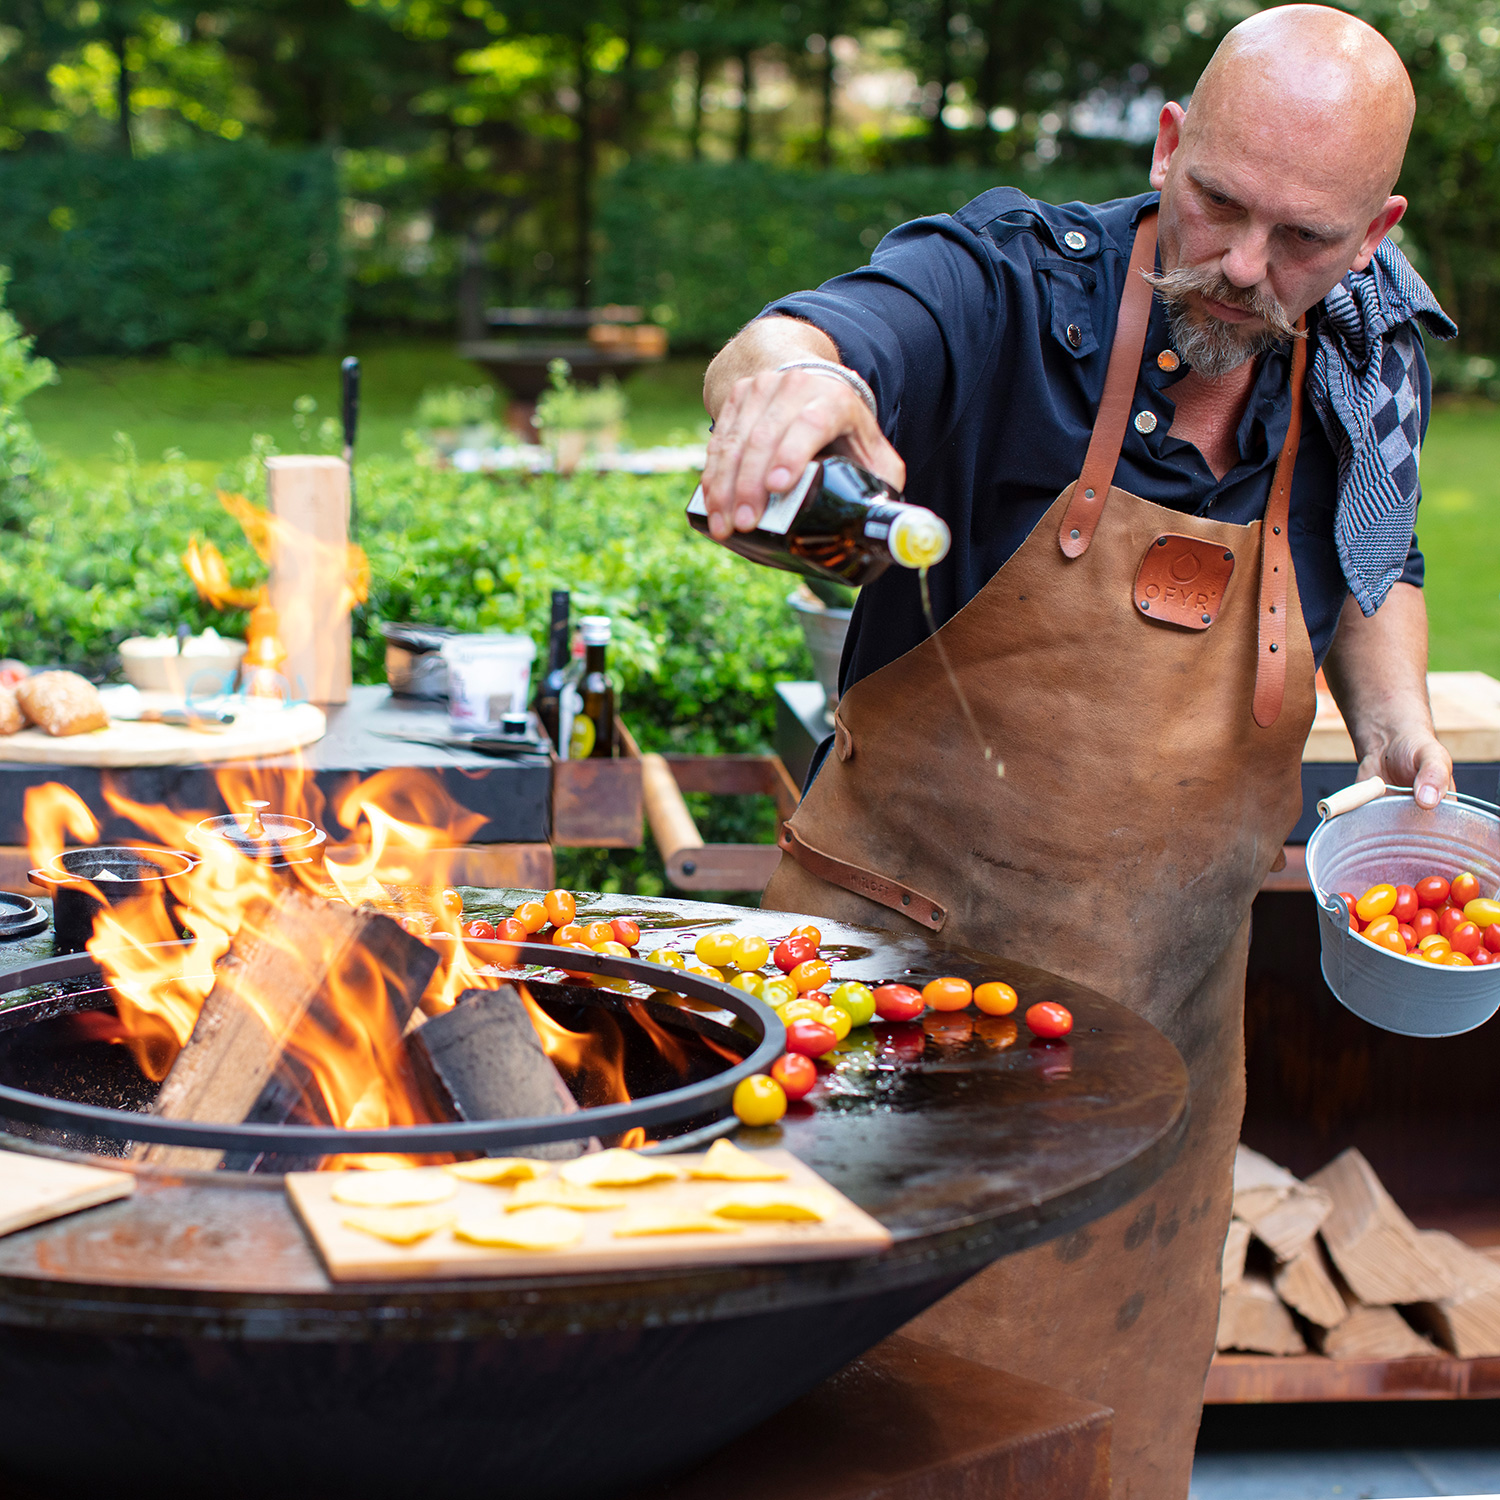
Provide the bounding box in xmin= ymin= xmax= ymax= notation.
xmin=29 ymin=846 xmax=198 ymax=954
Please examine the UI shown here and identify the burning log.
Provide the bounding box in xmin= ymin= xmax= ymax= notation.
xmin=407 ymin=986 xmax=588 ymax=1162
xmin=135 ymin=889 xmax=439 ymax=1172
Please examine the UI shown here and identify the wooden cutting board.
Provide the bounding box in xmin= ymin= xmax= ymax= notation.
xmin=1306 ymin=671 xmax=1500 ymax=763
xmin=0 ymin=700 xmax=326 ymax=767
xmin=287 ymin=1149 xmax=892 ymax=1282
xmin=0 ymin=1149 xmax=134 ymax=1236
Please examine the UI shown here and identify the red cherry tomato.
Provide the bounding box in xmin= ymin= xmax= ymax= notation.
xmin=771 ymin=1052 xmax=817 ymax=1100
xmin=1337 ymin=892 xmax=1360 ymax=930
xmin=1473 ymin=947 xmax=1495 ymax=966
xmin=1486 ymin=922 xmax=1500 ymax=955
xmin=1398 ymin=923 xmax=1417 ymax=950
xmin=1416 ymin=876 xmax=1450 ymax=909
xmin=784 ymin=1018 xmax=838 ymax=1057
xmin=1451 ymin=921 xmax=1483 ymax=957
xmin=1025 ymin=1001 xmax=1074 ymax=1038
xmin=498 ymin=917 xmax=528 ymax=943
xmin=873 ymin=983 xmax=925 ymax=1021
xmin=773 ymin=935 xmax=819 ymax=973
xmin=1411 ymin=908 xmax=1439 ymax=943
xmin=1438 ymin=906 xmax=1466 ymax=940
xmin=610 ymin=918 xmax=641 ymax=948
xmin=1392 ymin=885 xmax=1418 ymax=924
xmin=1452 ymin=872 xmax=1483 ymax=907
xmin=462 ymin=919 xmax=496 ymax=940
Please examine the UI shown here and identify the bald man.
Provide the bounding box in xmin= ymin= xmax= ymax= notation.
xmin=699 ymin=8 xmax=1455 ymax=1496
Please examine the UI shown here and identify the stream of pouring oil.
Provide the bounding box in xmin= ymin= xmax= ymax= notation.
xmin=917 ymin=566 xmax=1002 ymax=777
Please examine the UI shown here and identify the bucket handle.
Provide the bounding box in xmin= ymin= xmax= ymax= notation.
xmin=1316 ymin=780 xmax=1491 ymax=824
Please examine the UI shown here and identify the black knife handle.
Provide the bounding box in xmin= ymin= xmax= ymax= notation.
xmin=341 ymin=356 xmax=361 ymax=453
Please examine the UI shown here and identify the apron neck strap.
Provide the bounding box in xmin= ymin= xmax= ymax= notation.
xmin=1059 ymin=210 xmax=1160 ymax=559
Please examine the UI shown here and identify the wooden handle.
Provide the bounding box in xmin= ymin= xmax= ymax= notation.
xmin=640 ymin=754 xmax=702 ymax=872
xmin=1317 ymin=777 xmax=1386 ymax=820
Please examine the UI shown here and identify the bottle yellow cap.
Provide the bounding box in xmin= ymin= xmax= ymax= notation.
xmin=888 ymin=507 xmax=951 ymax=569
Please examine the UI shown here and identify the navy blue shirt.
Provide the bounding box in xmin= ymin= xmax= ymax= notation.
xmin=766 ymin=189 xmax=1427 ymax=694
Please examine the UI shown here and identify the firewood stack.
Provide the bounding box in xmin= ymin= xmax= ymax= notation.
xmin=1218 ymin=1145 xmax=1500 ymax=1360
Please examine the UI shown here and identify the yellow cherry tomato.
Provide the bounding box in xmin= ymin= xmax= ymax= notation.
xmin=648 ymin=948 xmax=686 ymax=969
xmin=728 ymin=971 xmax=765 ymax=996
xmin=761 ymin=977 xmax=798 ymax=1007
xmin=591 ymin=940 xmax=631 ymax=958
xmin=789 ymin=924 xmax=822 ymax=947
xmin=695 ymin=931 xmax=739 ymax=968
xmin=685 ymin=960 xmax=726 ymax=983
xmin=1463 ymin=898 xmax=1500 ymax=929
xmin=828 ymin=981 xmax=876 ymax=1026
xmin=1418 ymin=934 xmax=1451 ymax=956
xmin=729 ymin=934 xmax=771 ymax=970
xmin=779 ymin=998 xmax=827 ymax=1025
xmin=733 ymin=1074 xmax=787 ymax=1127
xmin=922 ymin=976 xmax=974 ymax=1012
xmin=821 ymin=1005 xmax=853 ymax=1041
xmin=1444 ymin=951 xmax=1475 ymax=966
xmin=974 ymin=981 xmax=1019 ymax=1016
xmin=790 ymin=959 xmax=833 ymax=993
xmin=1354 ymin=884 xmax=1398 ymax=923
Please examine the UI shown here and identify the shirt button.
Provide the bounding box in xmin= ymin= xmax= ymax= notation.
xmin=1157 ymin=349 xmax=1181 ymax=372
xmin=1134 ymin=410 xmax=1158 ymax=434
xmin=1066 ymin=324 xmax=1083 ymax=348
xmin=1063 ymin=230 xmax=1087 ymax=251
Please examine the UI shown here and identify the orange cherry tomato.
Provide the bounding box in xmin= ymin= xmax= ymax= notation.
xmin=922 ymin=977 xmax=974 ymax=1012
xmin=1025 ymin=1001 xmax=1074 ymax=1038
xmin=1363 ymin=914 xmax=1401 ymax=942
xmin=1438 ymin=906 xmax=1466 ymax=940
xmin=1392 ymin=885 xmax=1418 ymax=924
xmin=513 ymin=900 xmax=548 ymax=934
xmin=1444 ymin=951 xmax=1474 ymax=966
xmin=1371 ymin=926 xmax=1408 ymax=956
xmin=774 ymin=936 xmax=819 ymax=973
xmin=784 ymin=1018 xmax=839 ymax=1057
xmin=581 ymin=921 xmax=615 ymax=947
xmin=873 ymin=984 xmax=925 ymax=1021
xmin=610 ymin=917 xmax=641 ymax=948
xmin=1451 ymin=921 xmax=1483 ymax=957
xmin=771 ymin=1052 xmax=817 ymax=1100
xmin=543 ymin=889 xmax=576 ymax=927
xmin=974 ymin=981 xmax=1019 ymax=1016
xmin=553 ymin=923 xmax=588 ymax=947
xmin=1451 ymin=872 xmax=1482 ymax=907
xmin=439 ymin=888 xmax=463 ymax=916
xmin=1337 ymin=892 xmax=1360 ymax=931
xmin=790 ymin=959 xmax=833 ymax=993
xmin=1411 ymin=908 xmax=1439 ymax=943
xmin=1418 ymin=934 xmax=1451 ymax=956
xmin=1416 ymin=875 xmax=1450 ymax=909
xmin=1355 ymin=884 xmax=1398 ymax=923
xmin=788 ymin=924 xmax=823 ymax=946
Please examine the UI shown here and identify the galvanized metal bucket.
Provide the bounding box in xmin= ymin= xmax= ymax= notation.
xmin=1305 ymin=778 xmax=1500 ymax=1036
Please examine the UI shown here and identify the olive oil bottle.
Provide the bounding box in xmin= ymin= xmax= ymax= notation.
xmin=686 ymin=454 xmax=950 ymax=586
xmin=566 ymin=615 xmax=615 ymax=760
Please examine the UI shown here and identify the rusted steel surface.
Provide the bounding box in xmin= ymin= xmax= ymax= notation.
xmin=1206 ymin=1351 xmax=1500 ymax=1403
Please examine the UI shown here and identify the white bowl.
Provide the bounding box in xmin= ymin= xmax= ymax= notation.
xmin=119 ymin=631 xmax=246 ymax=695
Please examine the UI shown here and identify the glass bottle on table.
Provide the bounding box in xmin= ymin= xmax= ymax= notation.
xmin=568 ymin=615 xmax=615 ymax=760
xmin=534 ymin=589 xmax=570 ymax=749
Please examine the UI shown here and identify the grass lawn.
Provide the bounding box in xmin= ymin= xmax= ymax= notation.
xmin=22 ymin=344 xmax=1500 ymax=674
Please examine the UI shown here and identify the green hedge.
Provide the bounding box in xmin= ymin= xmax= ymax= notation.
xmin=596 ymin=160 xmax=1147 ymax=350
xmin=0 ymin=146 xmax=343 ymax=356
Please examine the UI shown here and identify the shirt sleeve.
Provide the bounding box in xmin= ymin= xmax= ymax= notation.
xmin=1399 ymin=334 xmax=1433 ymax=589
xmin=760 ymin=214 xmax=1010 ymax=480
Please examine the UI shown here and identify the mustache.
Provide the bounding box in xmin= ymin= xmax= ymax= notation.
xmin=1140 ymin=265 xmax=1303 ymax=343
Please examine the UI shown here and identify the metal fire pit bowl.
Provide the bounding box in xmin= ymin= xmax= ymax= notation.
xmin=0 ymin=893 xmax=1188 ymax=1500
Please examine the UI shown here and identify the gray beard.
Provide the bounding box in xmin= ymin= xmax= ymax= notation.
xmin=1164 ymin=299 xmax=1287 ymax=379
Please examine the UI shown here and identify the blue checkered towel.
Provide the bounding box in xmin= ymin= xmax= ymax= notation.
xmin=1308 ymin=239 xmax=1457 ymax=616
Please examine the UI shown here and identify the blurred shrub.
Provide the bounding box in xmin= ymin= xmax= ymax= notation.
xmin=0 ymin=267 xmax=55 ymax=525
xmin=0 ymin=146 xmax=342 ymax=356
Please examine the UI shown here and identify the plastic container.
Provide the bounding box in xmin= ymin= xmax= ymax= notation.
xmin=441 ymin=634 xmax=536 ymax=731
xmin=1305 ymin=777 xmax=1500 ymax=1036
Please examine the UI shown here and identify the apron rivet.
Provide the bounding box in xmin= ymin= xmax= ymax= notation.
xmin=1201 ymin=613 xmax=1211 ymax=624
xmin=931 ymin=910 xmax=941 ymax=922
xmin=1273 ymin=526 xmax=1281 ymax=535
xmin=1270 ymin=604 xmax=1277 ymax=613
xmin=1156 ymin=537 xmax=1167 ymax=547
xmin=1269 ymin=643 xmax=1279 ymax=653
xmin=1223 ymin=550 xmax=1233 ymax=561
xmin=1141 ymin=599 xmax=1150 ymax=609
xmin=901 ymin=894 xmax=911 ymax=906
xmin=1070 ymin=528 xmax=1081 ymax=540
xmin=1084 ymin=488 xmax=1095 ymax=499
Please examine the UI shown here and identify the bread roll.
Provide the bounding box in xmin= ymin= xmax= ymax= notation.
xmin=16 ymin=671 xmax=109 ymax=737
xmin=0 ymin=686 xmax=22 ymax=735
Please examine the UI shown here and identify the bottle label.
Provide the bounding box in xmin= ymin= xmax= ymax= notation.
xmin=557 ymin=683 xmax=581 ymax=760
xmin=569 ymin=713 xmax=597 ymax=759
xmin=686 ymin=462 xmax=817 ymax=536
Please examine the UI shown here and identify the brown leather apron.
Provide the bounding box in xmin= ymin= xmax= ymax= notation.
xmin=763 ymin=213 xmax=1318 ymax=1499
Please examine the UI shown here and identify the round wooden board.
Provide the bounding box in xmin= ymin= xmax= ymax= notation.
xmin=0 ymin=701 xmax=326 ymax=767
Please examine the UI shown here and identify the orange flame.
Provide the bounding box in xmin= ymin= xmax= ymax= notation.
xmin=25 ymin=783 xmax=98 ymax=871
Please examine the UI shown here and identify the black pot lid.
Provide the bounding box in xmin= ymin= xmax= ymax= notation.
xmin=0 ymin=892 xmax=47 ymax=940
xmin=190 ymin=802 xmax=327 ymax=859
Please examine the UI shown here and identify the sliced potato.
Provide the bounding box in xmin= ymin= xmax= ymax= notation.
xmin=444 ymin=1157 xmax=548 ymax=1185
xmin=454 ymin=1207 xmax=584 ymax=1251
xmin=686 ymin=1139 xmax=788 ymax=1182
xmin=341 ymin=1206 xmax=458 ymax=1246
xmin=706 ymin=1186 xmax=829 ymax=1222
xmin=330 ymin=1170 xmax=457 ymax=1209
xmin=508 ymin=1178 xmax=627 ymax=1213
xmin=558 ymin=1147 xmax=680 ymax=1189
xmin=613 ymin=1208 xmax=742 ymax=1238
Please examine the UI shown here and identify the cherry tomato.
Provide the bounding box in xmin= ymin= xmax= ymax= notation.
xmin=873 ymin=983 xmax=925 ymax=1021
xmin=1392 ymin=885 xmax=1418 ymax=924
xmin=592 ymin=939 xmax=631 ymax=958
xmin=820 ymin=1005 xmax=852 ymax=1041
xmin=730 ymin=934 xmax=771 ymax=971
xmin=553 ymin=923 xmax=588 ymax=947
xmin=1418 ymin=934 xmax=1451 ymax=956
xmin=785 ymin=1018 xmax=839 ymax=1057
xmin=1463 ymin=898 xmax=1500 ymax=930
xmin=732 ymin=1075 xmax=787 ymax=1126
xmin=788 ymin=924 xmax=822 ymax=946
xmin=1444 ymin=951 xmax=1475 ymax=967
xmin=922 ymin=977 xmax=973 ymax=1012
xmin=695 ymin=931 xmax=738 ymax=968
xmin=1355 ymin=884 xmax=1398 ymax=923
xmin=1416 ymin=876 xmax=1451 ymax=909
xmin=462 ymin=919 xmax=496 ymax=940
xmin=1025 ymin=1001 xmax=1074 ymax=1038
xmin=647 ymin=948 xmax=685 ymax=969
xmin=577 ymin=921 xmax=611 ymax=947
xmin=1363 ymin=914 xmax=1401 ymax=943
xmin=610 ymin=918 xmax=641 ymax=948
xmin=829 ymin=981 xmax=876 ymax=1026
xmin=1439 ymin=906 xmax=1467 ymax=940
xmin=1398 ymin=923 xmax=1417 ymax=951
xmin=771 ymin=1053 xmax=817 ymax=1100
xmin=1411 ymin=908 xmax=1439 ymax=943
xmin=1452 ymin=872 xmax=1482 ymax=907
xmin=779 ymin=997 xmax=828 ymax=1025
xmin=543 ymin=889 xmax=576 ymax=927
xmin=1486 ymin=923 xmax=1500 ymax=955
xmin=790 ymin=959 xmax=832 ymax=993
xmin=729 ymin=971 xmax=765 ymax=996
xmin=1337 ymin=892 xmax=1360 ymax=930
xmin=1473 ymin=947 xmax=1495 ymax=966
xmin=498 ymin=917 xmax=528 ymax=943
xmin=1370 ymin=926 xmax=1408 ymax=956
xmin=684 ymin=960 xmax=725 ymax=983
xmin=439 ymin=888 xmax=463 ymax=916
xmin=513 ymin=900 xmax=548 ymax=934
xmin=774 ymin=936 xmax=819 ymax=973
xmin=974 ymin=981 xmax=1019 ymax=1016
xmin=1451 ymin=921 xmax=1483 ymax=957
xmin=760 ymin=977 xmax=799 ymax=1007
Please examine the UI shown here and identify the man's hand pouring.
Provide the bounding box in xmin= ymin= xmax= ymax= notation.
xmin=700 ymin=318 xmax=905 ymax=541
